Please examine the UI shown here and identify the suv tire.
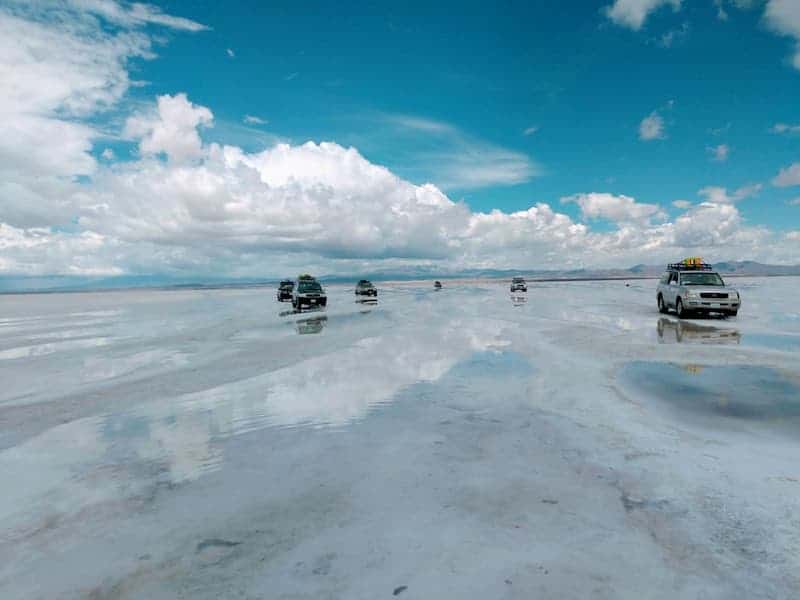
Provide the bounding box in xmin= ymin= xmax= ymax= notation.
xmin=657 ymin=295 xmax=667 ymax=314
xmin=676 ymin=298 xmax=687 ymax=319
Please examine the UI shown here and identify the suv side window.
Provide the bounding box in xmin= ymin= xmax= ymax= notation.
xmin=669 ymin=272 xmax=678 ymax=285
xmin=660 ymin=273 xmax=669 ymax=284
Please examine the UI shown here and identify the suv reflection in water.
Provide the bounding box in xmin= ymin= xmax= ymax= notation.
xmin=296 ymin=315 xmax=327 ymax=335
xmin=657 ymin=317 xmax=741 ymax=345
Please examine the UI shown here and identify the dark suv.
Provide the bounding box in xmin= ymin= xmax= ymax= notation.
xmin=355 ymin=279 xmax=377 ymax=297
xmin=277 ymin=279 xmax=294 ymax=302
xmin=292 ymin=275 xmax=327 ymax=311
xmin=510 ymin=277 xmax=527 ymax=292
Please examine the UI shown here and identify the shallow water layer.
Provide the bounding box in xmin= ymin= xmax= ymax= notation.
xmin=1 ymin=278 xmax=800 ymax=599
xmin=621 ymin=361 xmax=800 ymax=429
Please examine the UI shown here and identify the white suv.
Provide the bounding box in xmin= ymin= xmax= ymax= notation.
xmin=656 ymin=263 xmax=740 ymax=318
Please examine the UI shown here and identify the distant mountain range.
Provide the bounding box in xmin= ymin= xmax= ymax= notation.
xmin=1 ymin=261 xmax=799 ymax=294
xmin=324 ymin=261 xmax=800 ymax=283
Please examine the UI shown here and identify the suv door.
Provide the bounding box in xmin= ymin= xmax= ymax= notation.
xmin=665 ymin=272 xmax=679 ymax=306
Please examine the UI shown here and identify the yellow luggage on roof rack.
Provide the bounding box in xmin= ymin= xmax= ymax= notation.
xmin=682 ymin=257 xmax=703 ymax=266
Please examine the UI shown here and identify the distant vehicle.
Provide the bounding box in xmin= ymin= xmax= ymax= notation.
xmin=656 ymin=259 xmax=740 ymax=318
xmin=434 ymin=281 xmax=442 ymax=290
xmin=277 ymin=279 xmax=294 ymax=302
xmin=510 ymin=276 xmax=527 ymax=292
xmin=292 ymin=274 xmax=327 ymax=311
xmin=355 ymin=279 xmax=377 ymax=297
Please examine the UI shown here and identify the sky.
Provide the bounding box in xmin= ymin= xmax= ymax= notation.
xmin=1 ymin=0 xmax=800 ymax=281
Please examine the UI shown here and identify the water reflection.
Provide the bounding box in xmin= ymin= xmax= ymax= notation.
xmin=279 ymin=307 xmax=326 ymax=318
xmin=511 ymin=294 xmax=527 ymax=306
xmin=0 ymin=336 xmax=111 ymax=360
xmin=622 ymin=361 xmax=800 ymax=429
xmin=0 ymin=311 xmax=512 ymax=536
xmin=296 ymin=316 xmax=327 ymax=335
xmin=656 ymin=318 xmax=741 ymax=345
xmin=742 ymin=333 xmax=800 ymax=352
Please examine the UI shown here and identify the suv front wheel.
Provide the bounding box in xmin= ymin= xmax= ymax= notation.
xmin=676 ymin=298 xmax=687 ymax=319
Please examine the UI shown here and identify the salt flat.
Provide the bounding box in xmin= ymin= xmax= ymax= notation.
xmin=1 ymin=278 xmax=799 ymax=599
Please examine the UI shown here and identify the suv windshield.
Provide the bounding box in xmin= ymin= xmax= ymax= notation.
xmin=681 ymin=272 xmax=724 ymax=286
xmin=298 ymin=281 xmax=322 ymax=293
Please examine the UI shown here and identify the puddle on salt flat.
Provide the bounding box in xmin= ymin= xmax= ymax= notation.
xmin=741 ymin=333 xmax=800 ymax=352
xmin=446 ymin=350 xmax=534 ymax=380
xmin=656 ymin=318 xmax=741 ymax=345
xmin=621 ymin=361 xmax=800 ymax=434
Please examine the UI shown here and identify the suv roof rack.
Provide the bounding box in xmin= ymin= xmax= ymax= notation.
xmin=667 ymin=262 xmax=714 ymax=271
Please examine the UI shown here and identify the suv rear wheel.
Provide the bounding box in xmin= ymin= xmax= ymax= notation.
xmin=657 ymin=295 xmax=667 ymax=314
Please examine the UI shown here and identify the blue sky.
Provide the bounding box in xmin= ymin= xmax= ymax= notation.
xmin=2 ymin=0 xmax=800 ymax=280
xmin=124 ymin=0 xmax=800 ymax=225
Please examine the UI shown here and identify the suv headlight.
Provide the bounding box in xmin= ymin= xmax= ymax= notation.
xmin=686 ymin=290 xmax=699 ymax=298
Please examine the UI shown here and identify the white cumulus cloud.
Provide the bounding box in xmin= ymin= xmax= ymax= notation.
xmin=698 ymin=184 xmax=762 ymax=204
xmin=772 ymin=163 xmax=800 ymax=187
xmin=124 ymin=94 xmax=213 ymax=163
xmin=708 ymin=144 xmax=730 ymax=162
xmin=763 ymin=0 xmax=800 ymax=69
xmin=639 ymin=111 xmax=665 ymax=140
xmin=562 ymin=193 xmax=665 ymax=224
xmin=604 ymin=0 xmax=682 ymax=30
xmin=771 ymin=123 xmax=800 ymax=134
xmin=2 ymin=91 xmax=797 ymax=277
xmin=0 ymin=0 xmax=207 ymax=231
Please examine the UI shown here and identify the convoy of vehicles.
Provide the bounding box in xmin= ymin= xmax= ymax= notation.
xmin=277 ymin=260 xmax=742 ymax=325
xmin=355 ymin=279 xmax=377 ymax=297
xmin=656 ymin=259 xmax=740 ymax=318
